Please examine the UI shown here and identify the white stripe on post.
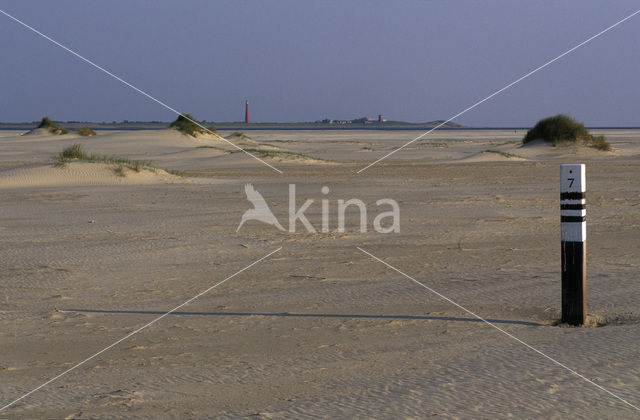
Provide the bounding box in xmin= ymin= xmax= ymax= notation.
xmin=560 ymin=164 xmax=587 ymax=325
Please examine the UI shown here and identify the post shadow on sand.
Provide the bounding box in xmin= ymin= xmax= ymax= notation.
xmin=61 ymin=309 xmax=541 ymax=326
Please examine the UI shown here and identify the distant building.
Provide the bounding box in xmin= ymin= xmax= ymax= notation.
xmin=315 ymin=115 xmax=385 ymax=125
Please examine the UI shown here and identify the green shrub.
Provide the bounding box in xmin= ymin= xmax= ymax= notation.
xmin=523 ymin=114 xmax=611 ymax=151
xmin=38 ymin=116 xmax=68 ymax=135
xmin=170 ymin=113 xmax=207 ymax=137
xmin=76 ymin=127 xmax=96 ymax=136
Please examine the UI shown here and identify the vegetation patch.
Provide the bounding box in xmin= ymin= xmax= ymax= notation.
xmin=170 ymin=113 xmax=210 ymax=137
xmin=423 ymin=142 xmax=448 ymax=148
xmin=113 ymin=165 xmax=126 ymax=177
xmin=38 ymin=117 xmax=68 ymax=135
xmin=76 ymin=127 xmax=96 ymax=136
xmin=54 ymin=143 xmax=155 ymax=175
xmin=523 ymin=114 xmax=611 ymax=151
xmin=238 ymin=148 xmax=321 ymax=162
xmin=58 ymin=143 xmax=88 ymax=160
xmin=197 ymin=145 xmax=233 ymax=153
xmin=585 ymin=135 xmax=611 ymax=151
xmin=166 ymin=169 xmax=184 ymax=177
xmin=226 ymin=131 xmax=254 ymax=141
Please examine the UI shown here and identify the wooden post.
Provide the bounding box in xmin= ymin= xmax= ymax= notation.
xmin=560 ymin=164 xmax=587 ymax=325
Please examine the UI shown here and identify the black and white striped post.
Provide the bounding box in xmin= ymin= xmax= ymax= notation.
xmin=560 ymin=164 xmax=587 ymax=325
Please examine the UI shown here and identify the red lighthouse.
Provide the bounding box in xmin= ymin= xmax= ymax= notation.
xmin=244 ymin=100 xmax=249 ymax=124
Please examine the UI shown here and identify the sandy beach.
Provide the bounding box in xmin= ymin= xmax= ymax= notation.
xmin=1 ymin=128 xmax=639 ymax=418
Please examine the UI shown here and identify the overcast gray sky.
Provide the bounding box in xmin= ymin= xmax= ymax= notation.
xmin=1 ymin=1 xmax=639 ymax=126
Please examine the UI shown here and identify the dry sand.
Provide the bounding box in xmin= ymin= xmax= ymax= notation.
xmin=0 ymin=128 xmax=639 ymax=418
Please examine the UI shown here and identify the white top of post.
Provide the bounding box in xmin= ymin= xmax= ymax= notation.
xmin=560 ymin=164 xmax=586 ymax=194
xmin=560 ymin=164 xmax=586 ymax=242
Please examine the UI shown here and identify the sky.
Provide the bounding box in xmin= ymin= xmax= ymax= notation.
xmin=1 ymin=1 xmax=639 ymax=126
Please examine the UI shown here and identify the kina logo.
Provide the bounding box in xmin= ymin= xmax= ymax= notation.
xmin=236 ymin=184 xmax=286 ymax=232
xmin=236 ymin=184 xmax=400 ymax=234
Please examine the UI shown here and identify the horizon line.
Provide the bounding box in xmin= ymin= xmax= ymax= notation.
xmin=2 ymin=121 xmax=640 ymax=130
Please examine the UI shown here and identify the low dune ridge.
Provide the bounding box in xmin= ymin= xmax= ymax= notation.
xmin=458 ymin=149 xmax=526 ymax=163
xmin=511 ymin=138 xmax=618 ymax=161
xmin=187 ymin=130 xmax=228 ymax=143
xmin=0 ymin=161 xmax=187 ymax=188
xmin=22 ymin=127 xmax=73 ymax=137
xmin=224 ymin=131 xmax=258 ymax=145
xmin=23 ymin=117 xmax=71 ymax=136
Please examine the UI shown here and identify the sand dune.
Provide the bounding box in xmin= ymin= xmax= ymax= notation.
xmin=21 ymin=128 xmax=73 ymax=137
xmin=0 ymin=162 xmax=187 ymax=188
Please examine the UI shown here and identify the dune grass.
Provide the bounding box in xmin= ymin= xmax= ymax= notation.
xmin=240 ymin=148 xmax=320 ymax=161
xmin=423 ymin=142 xmax=448 ymax=148
xmin=54 ymin=143 xmax=155 ymax=174
xmin=76 ymin=127 xmax=96 ymax=136
xmin=197 ymin=145 xmax=233 ymax=153
xmin=38 ymin=116 xmax=68 ymax=135
xmin=584 ymin=134 xmax=611 ymax=151
xmin=113 ymin=165 xmax=126 ymax=177
xmin=197 ymin=145 xmax=317 ymax=160
xmin=170 ymin=113 xmax=211 ymax=137
xmin=57 ymin=143 xmax=88 ymax=160
xmin=196 ymin=145 xmax=315 ymax=161
xmin=523 ymin=114 xmax=611 ymax=151
xmin=166 ymin=169 xmax=184 ymax=177
xmin=54 ymin=144 xmax=186 ymax=176
xmin=226 ymin=131 xmax=254 ymax=141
